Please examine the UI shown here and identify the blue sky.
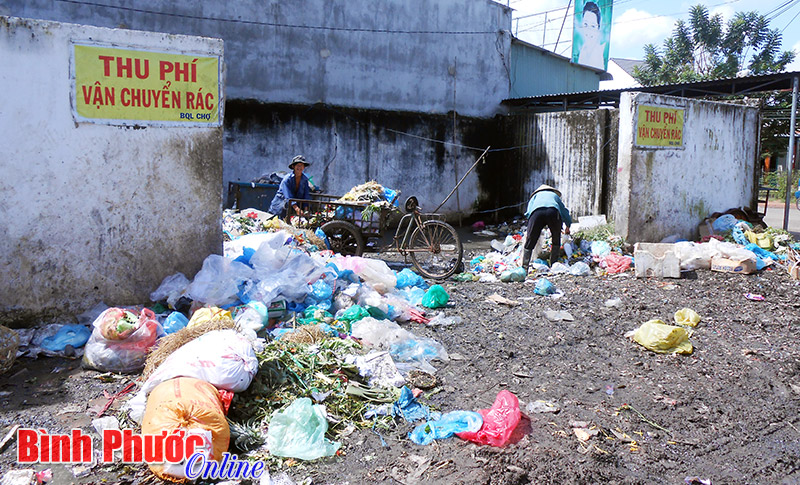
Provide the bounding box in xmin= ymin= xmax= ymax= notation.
xmin=508 ymin=0 xmax=800 ymax=72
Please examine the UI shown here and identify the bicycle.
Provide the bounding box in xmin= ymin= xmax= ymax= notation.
xmin=286 ymin=194 xmax=463 ymax=280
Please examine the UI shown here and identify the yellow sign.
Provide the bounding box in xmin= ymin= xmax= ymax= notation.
xmin=72 ymin=44 xmax=221 ymax=125
xmin=635 ymin=105 xmax=685 ymax=148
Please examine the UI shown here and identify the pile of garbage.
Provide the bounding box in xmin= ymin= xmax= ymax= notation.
xmin=4 ymin=227 xmax=535 ymax=481
xmin=455 ymin=218 xmax=632 ymax=283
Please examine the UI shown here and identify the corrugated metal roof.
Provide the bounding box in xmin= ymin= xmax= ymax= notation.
xmin=503 ymin=70 xmax=800 ymax=110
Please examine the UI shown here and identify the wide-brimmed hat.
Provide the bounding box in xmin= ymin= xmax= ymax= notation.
xmin=532 ymin=184 xmax=561 ymax=197
xmin=288 ymin=155 xmax=310 ymax=169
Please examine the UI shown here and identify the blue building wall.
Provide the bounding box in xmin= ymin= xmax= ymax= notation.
xmin=510 ymin=38 xmax=602 ymax=98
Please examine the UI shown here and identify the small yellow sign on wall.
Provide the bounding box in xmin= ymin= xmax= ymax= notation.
xmin=635 ymin=104 xmax=685 ymax=148
xmin=72 ymin=43 xmax=221 ymax=126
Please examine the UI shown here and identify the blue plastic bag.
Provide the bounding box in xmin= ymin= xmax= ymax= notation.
xmin=395 ymin=268 xmax=426 ymax=289
xmin=534 ymin=278 xmax=556 ymax=296
xmin=315 ymin=227 xmax=331 ymax=250
xmin=410 ymin=411 xmax=483 ymax=445
xmin=40 ymin=324 xmax=91 ymax=351
xmin=163 ymin=312 xmax=189 ymax=334
xmin=393 ymin=386 xmax=439 ymax=423
xmin=590 ymin=240 xmax=611 ymax=257
xmin=712 ymin=214 xmax=737 ymax=232
xmin=383 ymin=187 xmax=399 ymax=206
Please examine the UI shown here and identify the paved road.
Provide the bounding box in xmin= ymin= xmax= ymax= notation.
xmin=762 ymin=201 xmax=800 ymax=238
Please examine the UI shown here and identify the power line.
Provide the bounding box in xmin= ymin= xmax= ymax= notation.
xmin=52 ymin=0 xmax=497 ymax=35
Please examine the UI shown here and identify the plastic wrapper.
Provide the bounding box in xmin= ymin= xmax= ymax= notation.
xmin=410 ymin=410 xmax=483 ymax=445
xmin=628 ymin=319 xmax=693 ymax=355
xmin=352 ymin=317 xmax=448 ymax=374
xmin=456 ymin=390 xmax=521 ymax=447
xmin=187 ymin=307 xmax=234 ymax=328
xmin=141 ymin=377 xmax=229 ymax=480
xmin=602 ymin=253 xmax=632 ymax=274
xmin=421 ymin=285 xmax=449 ymax=309
xmin=82 ymin=308 xmax=161 ymax=373
xmin=674 ymin=308 xmax=701 ymax=327
xmin=345 ymin=350 xmax=405 ymax=388
xmin=569 ymin=261 xmax=591 ymax=276
xmin=150 ymin=272 xmax=190 ymax=308
xmin=127 ymin=329 xmax=258 ymax=422
xmin=266 ymin=398 xmax=340 ymax=460
xmin=187 ymin=255 xmax=254 ymax=306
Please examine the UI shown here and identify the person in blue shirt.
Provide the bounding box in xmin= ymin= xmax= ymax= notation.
xmin=269 ymin=155 xmax=312 ymax=218
xmin=522 ymin=184 xmax=572 ymax=270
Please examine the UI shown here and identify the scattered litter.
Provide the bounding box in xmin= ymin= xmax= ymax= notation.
xmin=410 ymin=410 xmax=483 ymax=445
xmin=604 ymin=297 xmax=622 ymax=308
xmin=456 ymin=390 xmax=521 ymax=447
xmin=0 ymin=425 xmax=20 ymax=453
xmin=534 ymin=278 xmax=556 ymax=296
xmin=684 ymin=477 xmax=712 ymax=485
xmin=421 ymin=285 xmax=449 ymax=309
xmin=393 ymin=386 xmax=439 ymax=423
xmin=344 ymin=351 xmax=405 ymax=388
xmin=425 ymin=314 xmax=463 ymax=327
xmin=674 ymin=308 xmax=701 ymax=327
xmin=1 ymin=469 xmax=36 ymax=485
xmin=627 ymin=320 xmax=693 ymax=355
xmin=573 ymin=426 xmax=599 ymax=442
xmin=82 ymin=308 xmax=161 ymax=374
xmin=267 ymin=397 xmax=341 ymax=460
xmin=525 ymin=400 xmax=560 ymax=414
xmin=543 ymin=310 xmax=574 ymax=322
xmin=744 ymin=293 xmax=765 ymax=301
xmin=487 ymin=293 xmax=521 ymax=306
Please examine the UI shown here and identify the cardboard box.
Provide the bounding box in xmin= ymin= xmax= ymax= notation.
xmin=710 ymin=257 xmax=756 ymax=274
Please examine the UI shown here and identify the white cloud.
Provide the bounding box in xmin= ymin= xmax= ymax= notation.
xmin=710 ymin=5 xmax=735 ymax=23
xmin=609 ymin=8 xmax=676 ymax=60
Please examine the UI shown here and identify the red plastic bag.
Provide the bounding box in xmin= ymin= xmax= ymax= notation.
xmin=456 ymin=390 xmax=520 ymax=447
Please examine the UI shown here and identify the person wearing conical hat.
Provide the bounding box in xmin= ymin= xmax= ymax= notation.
xmin=522 ymin=184 xmax=572 ymax=270
xmin=269 ymin=155 xmax=312 ymax=218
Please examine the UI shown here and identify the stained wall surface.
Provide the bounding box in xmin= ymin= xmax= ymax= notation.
xmin=615 ymin=92 xmax=759 ymax=242
xmin=0 ymin=17 xmax=224 ymax=325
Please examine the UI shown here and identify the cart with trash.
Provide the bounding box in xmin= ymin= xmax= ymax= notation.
xmin=285 ymin=192 xmax=463 ymax=280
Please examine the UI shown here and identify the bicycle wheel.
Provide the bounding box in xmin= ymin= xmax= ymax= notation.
xmin=321 ymin=220 xmax=365 ymax=256
xmin=408 ymin=220 xmax=463 ymax=279
xmin=796 ymin=197 xmax=800 ymax=211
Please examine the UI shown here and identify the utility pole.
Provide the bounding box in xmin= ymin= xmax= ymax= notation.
xmin=783 ymin=76 xmax=798 ymax=230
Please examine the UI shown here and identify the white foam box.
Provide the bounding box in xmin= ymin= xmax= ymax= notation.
xmin=634 ymin=242 xmax=681 ymax=278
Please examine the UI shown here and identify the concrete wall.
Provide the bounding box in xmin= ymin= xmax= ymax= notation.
xmin=510 ymin=39 xmax=602 ymax=98
xmin=615 ymin=92 xmax=759 ymax=242
xmin=0 ymin=17 xmax=224 ymax=326
xmin=224 ymin=101 xmax=486 ymax=216
xmin=2 ymin=0 xmax=512 ymax=118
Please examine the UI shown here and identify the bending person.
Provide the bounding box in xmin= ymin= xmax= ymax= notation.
xmin=522 ymin=184 xmax=572 ymax=270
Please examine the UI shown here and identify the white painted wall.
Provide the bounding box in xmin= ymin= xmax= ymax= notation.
xmin=600 ymin=59 xmax=641 ymax=90
xmin=0 ymin=16 xmax=224 ymax=325
xmin=614 ymin=92 xmax=759 ymax=242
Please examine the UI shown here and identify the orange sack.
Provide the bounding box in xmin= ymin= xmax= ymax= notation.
xmin=141 ymin=377 xmax=230 ymax=481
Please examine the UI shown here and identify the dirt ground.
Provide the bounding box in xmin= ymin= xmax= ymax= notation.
xmin=2 ymin=234 xmax=800 ymax=484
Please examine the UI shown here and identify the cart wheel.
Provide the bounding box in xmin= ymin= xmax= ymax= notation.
xmin=321 ymin=220 xmax=365 ymax=256
xmin=408 ymin=220 xmax=463 ymax=280
xmin=796 ymin=197 xmax=800 ymax=211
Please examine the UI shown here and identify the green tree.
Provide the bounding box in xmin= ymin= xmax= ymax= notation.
xmin=633 ymin=5 xmax=795 ymax=85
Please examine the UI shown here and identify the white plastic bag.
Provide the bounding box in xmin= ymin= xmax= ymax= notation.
xmin=150 ymin=273 xmax=190 ymax=307
xmin=126 ymin=329 xmax=258 ymax=422
xmin=332 ymin=256 xmax=397 ymax=293
xmin=351 ymin=317 xmax=448 ymax=374
xmin=187 ymin=255 xmax=254 ymax=306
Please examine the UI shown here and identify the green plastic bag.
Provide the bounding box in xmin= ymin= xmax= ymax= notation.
xmin=266 ymin=398 xmax=340 ymax=460
xmin=421 ymin=285 xmax=449 ymax=309
xmin=338 ymin=305 xmax=370 ymax=323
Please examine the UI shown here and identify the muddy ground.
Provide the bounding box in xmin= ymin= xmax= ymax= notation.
xmin=2 ymin=234 xmax=800 ymax=484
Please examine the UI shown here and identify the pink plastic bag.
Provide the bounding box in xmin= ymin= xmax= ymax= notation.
xmin=602 ymin=252 xmax=632 ymax=274
xmin=456 ymin=390 xmax=521 ymax=446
